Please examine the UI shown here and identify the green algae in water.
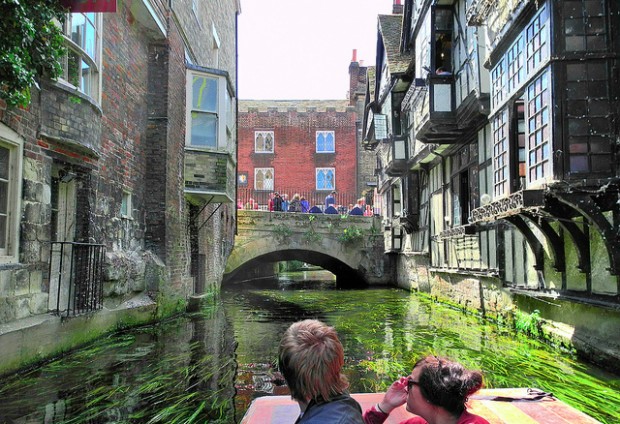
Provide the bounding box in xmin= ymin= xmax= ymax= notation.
xmin=0 ymin=282 xmax=618 ymax=424
xmin=240 ymin=287 xmax=620 ymax=423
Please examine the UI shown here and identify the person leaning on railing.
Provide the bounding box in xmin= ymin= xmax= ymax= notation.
xmin=363 ymin=356 xmax=489 ymax=424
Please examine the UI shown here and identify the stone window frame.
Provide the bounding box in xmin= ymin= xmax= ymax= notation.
xmin=60 ymin=12 xmax=102 ymax=103
xmin=315 ymin=131 xmax=335 ymax=153
xmin=186 ymin=68 xmax=230 ymax=150
xmin=0 ymin=124 xmax=24 ymax=264
xmin=121 ymin=191 xmax=132 ymax=220
xmin=254 ymin=167 xmax=274 ymax=191
xmin=315 ymin=168 xmax=335 ymax=191
xmin=254 ymin=131 xmax=274 ymax=153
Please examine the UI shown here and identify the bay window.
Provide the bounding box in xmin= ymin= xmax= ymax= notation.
xmin=186 ymin=67 xmax=233 ymax=150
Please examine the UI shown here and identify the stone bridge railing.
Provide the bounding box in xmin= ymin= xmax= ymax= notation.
xmin=225 ymin=210 xmax=389 ymax=286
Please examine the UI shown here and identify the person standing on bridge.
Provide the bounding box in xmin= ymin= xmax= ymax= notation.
xmin=363 ymin=355 xmax=489 ymax=424
xmin=278 ymin=319 xmax=364 ymax=424
xmin=325 ymin=191 xmax=336 ymax=209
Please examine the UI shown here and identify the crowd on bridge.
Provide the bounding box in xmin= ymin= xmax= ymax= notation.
xmin=238 ymin=191 xmax=376 ymax=217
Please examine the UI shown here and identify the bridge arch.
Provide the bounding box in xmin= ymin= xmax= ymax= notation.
xmin=224 ymin=211 xmax=389 ymax=286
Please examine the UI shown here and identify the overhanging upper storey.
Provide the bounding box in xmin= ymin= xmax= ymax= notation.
xmin=184 ymin=65 xmax=236 ymax=204
xmin=403 ymin=0 xmax=489 ymax=145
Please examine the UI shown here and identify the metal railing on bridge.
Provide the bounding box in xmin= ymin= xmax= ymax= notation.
xmin=48 ymin=241 xmax=106 ymax=317
xmin=237 ymin=188 xmax=377 ymax=214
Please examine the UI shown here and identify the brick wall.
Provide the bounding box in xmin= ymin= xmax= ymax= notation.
xmin=238 ymin=101 xmax=358 ymax=201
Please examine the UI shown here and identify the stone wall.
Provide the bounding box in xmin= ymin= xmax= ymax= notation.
xmin=395 ymin=253 xmax=620 ymax=374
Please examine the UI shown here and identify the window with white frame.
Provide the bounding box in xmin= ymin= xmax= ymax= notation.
xmin=491 ymin=59 xmax=505 ymax=110
xmin=0 ymin=125 xmax=23 ymax=263
xmin=526 ymin=70 xmax=551 ymax=184
xmin=61 ymin=13 xmax=101 ymax=100
xmin=492 ymin=109 xmax=509 ymax=197
xmin=316 ymin=168 xmax=335 ymax=191
xmin=186 ymin=68 xmax=232 ymax=150
xmin=121 ymin=191 xmax=132 ymax=219
xmin=507 ymin=36 xmax=524 ymax=93
xmin=254 ymin=168 xmax=274 ymax=190
xmin=316 ymin=131 xmax=335 ymax=153
xmin=526 ymin=6 xmax=549 ymax=74
xmin=491 ymin=6 xmax=549 ymax=112
xmin=255 ymin=131 xmax=274 ymax=153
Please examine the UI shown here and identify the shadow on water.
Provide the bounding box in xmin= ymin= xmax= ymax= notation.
xmin=0 ymin=271 xmax=619 ymax=423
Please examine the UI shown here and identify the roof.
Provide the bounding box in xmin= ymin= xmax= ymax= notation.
xmin=378 ymin=14 xmax=412 ymax=75
xmin=238 ymin=100 xmax=352 ymax=113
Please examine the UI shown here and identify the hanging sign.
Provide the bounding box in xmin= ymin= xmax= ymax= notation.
xmin=374 ymin=114 xmax=388 ymax=140
xmin=60 ymin=0 xmax=117 ymax=13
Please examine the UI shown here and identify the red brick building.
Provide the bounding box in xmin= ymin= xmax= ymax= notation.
xmin=237 ymin=100 xmax=359 ymax=209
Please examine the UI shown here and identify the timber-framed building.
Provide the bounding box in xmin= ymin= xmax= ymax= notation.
xmin=364 ymin=0 xmax=620 ymax=370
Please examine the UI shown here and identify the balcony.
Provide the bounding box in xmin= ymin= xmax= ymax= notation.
xmin=184 ymin=149 xmax=235 ymax=205
xmin=384 ymin=135 xmax=409 ymax=177
xmin=406 ymin=75 xmax=489 ymax=145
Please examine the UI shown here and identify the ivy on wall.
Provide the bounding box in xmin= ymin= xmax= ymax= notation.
xmin=0 ymin=0 xmax=67 ymax=108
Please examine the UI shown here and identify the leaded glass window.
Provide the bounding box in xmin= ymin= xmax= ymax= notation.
xmin=316 ymin=131 xmax=335 ymax=153
xmin=526 ymin=71 xmax=551 ymax=183
xmin=254 ymin=168 xmax=274 ymax=191
xmin=316 ymin=168 xmax=335 ymax=191
xmin=492 ymin=109 xmax=509 ymax=197
xmin=526 ymin=7 xmax=549 ymax=74
xmin=255 ymin=131 xmax=274 ymax=153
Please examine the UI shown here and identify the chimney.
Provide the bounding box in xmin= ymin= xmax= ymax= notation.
xmin=393 ymin=0 xmax=403 ymax=14
xmin=352 ymin=49 xmax=358 ymax=63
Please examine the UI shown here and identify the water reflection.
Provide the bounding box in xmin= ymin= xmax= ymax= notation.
xmin=0 ymin=272 xmax=618 ymax=423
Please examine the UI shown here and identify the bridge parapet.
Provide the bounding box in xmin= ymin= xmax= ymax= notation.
xmin=227 ymin=210 xmax=389 ymax=286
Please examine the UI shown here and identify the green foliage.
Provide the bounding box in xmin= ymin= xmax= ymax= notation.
xmin=338 ymin=225 xmax=364 ymax=246
xmin=514 ymin=309 xmax=542 ymax=337
xmin=272 ymin=223 xmax=292 ymax=243
xmin=302 ymin=228 xmax=322 ymax=245
xmin=0 ymin=0 xmax=67 ymax=108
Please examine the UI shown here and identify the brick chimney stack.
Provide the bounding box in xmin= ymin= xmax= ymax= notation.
xmin=393 ymin=0 xmax=403 ymax=14
xmin=349 ymin=49 xmax=360 ymax=105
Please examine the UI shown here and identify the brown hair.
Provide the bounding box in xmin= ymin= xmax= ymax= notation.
xmin=414 ymin=356 xmax=483 ymax=416
xmin=278 ymin=320 xmax=349 ymax=402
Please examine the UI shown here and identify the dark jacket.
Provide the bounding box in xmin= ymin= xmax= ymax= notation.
xmin=296 ymin=394 xmax=364 ymax=424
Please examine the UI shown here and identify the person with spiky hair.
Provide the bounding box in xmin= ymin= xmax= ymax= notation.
xmin=278 ymin=320 xmax=364 ymax=424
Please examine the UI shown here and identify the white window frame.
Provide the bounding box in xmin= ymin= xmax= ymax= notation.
xmin=254 ymin=168 xmax=274 ymax=191
xmin=0 ymin=124 xmax=24 ymax=264
xmin=61 ymin=12 xmax=102 ymax=102
xmin=316 ymin=168 xmax=335 ymax=191
xmin=254 ymin=131 xmax=274 ymax=153
xmin=526 ymin=70 xmax=552 ymax=186
xmin=492 ymin=109 xmax=509 ymax=198
xmin=121 ymin=191 xmax=132 ymax=219
xmin=186 ymin=68 xmax=230 ymax=151
xmin=316 ymin=131 xmax=335 ymax=153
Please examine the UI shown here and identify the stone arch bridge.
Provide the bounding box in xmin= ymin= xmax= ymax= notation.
xmin=224 ymin=210 xmax=390 ymax=287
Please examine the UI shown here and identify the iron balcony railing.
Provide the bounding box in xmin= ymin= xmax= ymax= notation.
xmin=48 ymin=241 xmax=106 ymax=317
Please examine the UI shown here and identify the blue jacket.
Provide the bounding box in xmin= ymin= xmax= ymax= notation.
xmin=296 ymin=394 xmax=364 ymax=424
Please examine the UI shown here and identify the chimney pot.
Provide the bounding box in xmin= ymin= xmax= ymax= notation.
xmin=352 ymin=49 xmax=357 ymax=62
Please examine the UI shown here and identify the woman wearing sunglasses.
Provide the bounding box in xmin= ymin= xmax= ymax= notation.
xmin=363 ymin=356 xmax=489 ymax=424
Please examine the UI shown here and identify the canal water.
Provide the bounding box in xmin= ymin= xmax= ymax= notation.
xmin=0 ymin=272 xmax=619 ymax=423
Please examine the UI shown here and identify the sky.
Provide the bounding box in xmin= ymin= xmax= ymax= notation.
xmin=237 ymin=0 xmax=395 ymax=100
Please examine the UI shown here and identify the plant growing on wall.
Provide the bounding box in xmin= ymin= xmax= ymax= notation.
xmin=302 ymin=214 xmax=322 ymax=245
xmin=338 ymin=226 xmax=364 ymax=246
xmin=272 ymin=223 xmax=293 ymax=244
xmin=0 ymin=0 xmax=67 ymax=108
